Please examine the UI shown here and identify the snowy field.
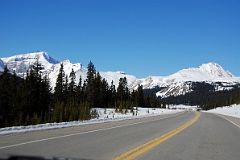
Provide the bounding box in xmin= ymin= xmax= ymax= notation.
xmin=206 ymin=104 xmax=240 ymax=118
xmin=0 ymin=107 xmax=183 ymax=135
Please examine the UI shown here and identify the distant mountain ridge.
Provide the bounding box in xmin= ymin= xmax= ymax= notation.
xmin=1 ymin=51 xmax=240 ymax=98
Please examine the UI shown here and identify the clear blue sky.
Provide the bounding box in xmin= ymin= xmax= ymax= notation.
xmin=0 ymin=0 xmax=239 ymax=77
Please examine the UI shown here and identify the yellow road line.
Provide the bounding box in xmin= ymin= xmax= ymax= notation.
xmin=113 ymin=112 xmax=201 ymax=160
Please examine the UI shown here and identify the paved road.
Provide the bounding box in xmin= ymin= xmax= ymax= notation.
xmin=0 ymin=111 xmax=239 ymax=160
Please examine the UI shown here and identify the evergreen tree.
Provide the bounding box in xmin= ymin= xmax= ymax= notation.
xmin=86 ymin=61 xmax=96 ymax=108
xmin=76 ymin=76 xmax=83 ymax=103
xmin=136 ymin=85 xmax=145 ymax=107
xmin=69 ymin=68 xmax=76 ymax=94
xmin=94 ymin=72 xmax=102 ymax=107
xmin=39 ymin=75 xmax=51 ymax=119
xmin=0 ymin=67 xmax=11 ymax=126
xmin=100 ymin=78 xmax=109 ymax=107
xmin=86 ymin=61 xmax=96 ymax=83
xmin=110 ymin=80 xmax=117 ymax=108
xmin=63 ymin=75 xmax=69 ymax=102
xmin=117 ymin=77 xmax=129 ymax=111
xmin=54 ymin=63 xmax=65 ymax=101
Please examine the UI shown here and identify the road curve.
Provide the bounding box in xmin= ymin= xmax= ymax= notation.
xmin=0 ymin=111 xmax=239 ymax=160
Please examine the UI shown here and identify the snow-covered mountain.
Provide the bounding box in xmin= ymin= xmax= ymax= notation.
xmin=0 ymin=52 xmax=137 ymax=88
xmin=134 ymin=62 xmax=240 ymax=98
xmin=167 ymin=62 xmax=235 ymax=82
xmin=1 ymin=52 xmax=240 ymax=98
xmin=1 ymin=52 xmax=59 ymax=76
xmin=131 ymin=61 xmax=239 ymax=98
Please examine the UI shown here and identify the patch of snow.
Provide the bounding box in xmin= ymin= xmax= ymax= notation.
xmin=168 ymin=104 xmax=199 ymax=111
xmin=156 ymin=81 xmax=193 ymax=98
xmin=206 ymin=104 xmax=240 ymax=118
xmin=136 ymin=76 xmax=164 ymax=89
xmin=212 ymin=81 xmax=238 ymax=91
xmin=0 ymin=107 xmax=182 ymax=135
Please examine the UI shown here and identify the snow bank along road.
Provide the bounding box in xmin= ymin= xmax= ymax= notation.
xmin=0 ymin=108 xmax=181 ymax=135
xmin=0 ymin=111 xmax=240 ymax=160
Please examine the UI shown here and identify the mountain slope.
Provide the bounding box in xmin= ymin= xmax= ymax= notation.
xmin=1 ymin=52 xmax=240 ymax=98
xmin=147 ymin=62 xmax=240 ymax=98
xmin=167 ymin=62 xmax=235 ymax=82
xmin=1 ymin=52 xmax=59 ymax=76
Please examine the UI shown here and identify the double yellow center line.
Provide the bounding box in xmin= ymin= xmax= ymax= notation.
xmin=113 ymin=112 xmax=201 ymax=160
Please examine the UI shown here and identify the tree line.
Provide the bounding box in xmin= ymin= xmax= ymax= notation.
xmin=0 ymin=61 xmax=161 ymax=127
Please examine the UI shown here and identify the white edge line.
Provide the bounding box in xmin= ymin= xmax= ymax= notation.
xmin=0 ymin=112 xmax=186 ymax=150
xmin=215 ymin=114 xmax=240 ymax=129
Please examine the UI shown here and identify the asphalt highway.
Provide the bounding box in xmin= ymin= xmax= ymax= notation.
xmin=0 ymin=111 xmax=239 ymax=160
